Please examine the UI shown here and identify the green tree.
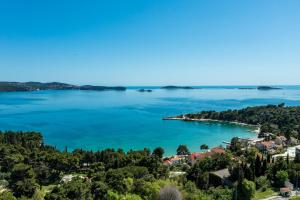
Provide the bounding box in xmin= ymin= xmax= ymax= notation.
xmin=275 ymin=170 xmax=288 ymax=187
xmin=132 ymin=179 xmax=160 ymax=200
xmin=152 ymin=147 xmax=164 ymax=159
xmin=255 ymin=176 xmax=270 ymax=190
xmin=91 ymin=181 xmax=108 ymax=200
xmin=176 ymin=145 xmax=190 ymax=155
xmin=237 ymin=179 xmax=255 ymax=200
xmin=45 ymin=177 xmax=92 ymax=200
xmin=183 ymin=182 xmax=212 ymax=200
xmin=10 ymin=163 xmax=38 ymax=198
xmin=0 ymin=191 xmax=17 ymax=200
xmin=32 ymin=190 xmax=44 ymax=200
xmin=106 ymin=169 xmax=128 ymax=194
xmin=200 ymin=144 xmax=209 ymax=151
xmin=106 ymin=191 xmax=142 ymax=200
xmin=208 ymin=187 xmax=232 ymax=200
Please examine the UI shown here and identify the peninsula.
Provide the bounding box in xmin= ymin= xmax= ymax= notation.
xmin=164 ymin=103 xmax=299 ymax=139
xmin=0 ymin=82 xmax=126 ymax=92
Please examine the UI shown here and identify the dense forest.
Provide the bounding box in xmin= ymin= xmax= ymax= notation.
xmin=0 ymin=131 xmax=234 ymax=200
xmin=183 ymin=104 xmax=300 ymax=139
xmin=1 ymin=131 xmax=299 ymax=200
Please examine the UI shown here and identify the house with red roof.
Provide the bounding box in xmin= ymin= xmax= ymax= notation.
xmin=256 ymin=140 xmax=276 ymax=153
xmin=211 ymin=147 xmax=226 ymax=154
xmin=163 ymin=156 xmax=184 ymax=166
xmin=188 ymin=147 xmax=226 ymax=165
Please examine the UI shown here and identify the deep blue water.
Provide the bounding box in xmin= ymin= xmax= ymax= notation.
xmin=1 ymin=86 xmax=300 ymax=156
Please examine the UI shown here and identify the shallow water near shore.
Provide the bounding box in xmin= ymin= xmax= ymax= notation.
xmin=1 ymin=86 xmax=300 ymax=156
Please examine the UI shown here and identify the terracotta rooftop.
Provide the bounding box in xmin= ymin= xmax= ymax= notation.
xmin=170 ymin=157 xmax=182 ymax=161
xmin=163 ymin=160 xmax=172 ymax=165
xmin=259 ymin=141 xmax=275 ymax=148
xmin=211 ymin=147 xmax=226 ymax=154
xmin=189 ymin=152 xmax=211 ymax=161
xmin=189 ymin=147 xmax=225 ymax=162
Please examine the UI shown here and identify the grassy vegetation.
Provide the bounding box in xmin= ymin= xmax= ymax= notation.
xmin=290 ymin=197 xmax=300 ymax=200
xmin=253 ymin=188 xmax=277 ymax=200
xmin=42 ymin=185 xmax=57 ymax=194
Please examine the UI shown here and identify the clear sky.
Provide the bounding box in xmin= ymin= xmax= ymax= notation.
xmin=0 ymin=0 xmax=299 ymax=86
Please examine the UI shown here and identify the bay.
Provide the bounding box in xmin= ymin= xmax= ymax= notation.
xmin=1 ymin=85 xmax=300 ymax=156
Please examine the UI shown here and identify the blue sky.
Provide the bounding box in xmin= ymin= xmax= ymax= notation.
xmin=0 ymin=0 xmax=299 ymax=86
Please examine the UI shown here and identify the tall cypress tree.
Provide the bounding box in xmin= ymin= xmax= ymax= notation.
xmin=262 ymin=159 xmax=267 ymax=175
xmin=267 ymin=154 xmax=271 ymax=163
xmin=255 ymin=155 xmax=261 ymax=177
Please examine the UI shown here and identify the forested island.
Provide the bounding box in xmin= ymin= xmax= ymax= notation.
xmin=137 ymin=89 xmax=153 ymax=92
xmin=0 ymin=82 xmax=126 ymax=92
xmin=2 ymin=104 xmax=300 ymax=200
xmin=257 ymin=86 xmax=282 ymax=90
xmin=237 ymin=86 xmax=282 ymax=90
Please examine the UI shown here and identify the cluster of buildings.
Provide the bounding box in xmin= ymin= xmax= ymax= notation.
xmin=163 ymin=147 xmax=226 ymax=166
xmin=163 ymin=134 xmax=300 ymax=168
xmin=162 ymin=133 xmax=300 ymax=198
xmin=234 ymin=134 xmax=300 ymax=162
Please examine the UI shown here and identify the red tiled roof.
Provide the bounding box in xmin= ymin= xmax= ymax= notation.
xmin=163 ymin=156 xmax=184 ymax=165
xmin=163 ymin=160 xmax=172 ymax=165
xmin=260 ymin=141 xmax=274 ymax=148
xmin=189 ymin=153 xmax=201 ymax=161
xmin=189 ymin=148 xmax=225 ymax=161
xmin=211 ymin=147 xmax=226 ymax=154
xmin=170 ymin=157 xmax=182 ymax=162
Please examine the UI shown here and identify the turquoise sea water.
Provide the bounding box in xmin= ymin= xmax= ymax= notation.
xmin=1 ymin=86 xmax=300 ymax=156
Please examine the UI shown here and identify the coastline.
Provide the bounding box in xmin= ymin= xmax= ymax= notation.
xmin=163 ymin=116 xmax=261 ymax=134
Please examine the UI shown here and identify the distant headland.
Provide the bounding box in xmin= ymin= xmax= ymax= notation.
xmin=161 ymin=85 xmax=195 ymax=89
xmin=0 ymin=82 xmax=126 ymax=92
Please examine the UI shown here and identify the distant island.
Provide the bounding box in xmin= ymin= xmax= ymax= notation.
xmin=161 ymin=85 xmax=195 ymax=89
xmin=237 ymin=86 xmax=282 ymax=90
xmin=257 ymin=86 xmax=282 ymax=90
xmin=137 ymin=89 xmax=152 ymax=92
xmin=0 ymin=82 xmax=126 ymax=92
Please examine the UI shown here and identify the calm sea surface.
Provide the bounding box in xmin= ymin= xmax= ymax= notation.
xmin=1 ymin=86 xmax=300 ymax=156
